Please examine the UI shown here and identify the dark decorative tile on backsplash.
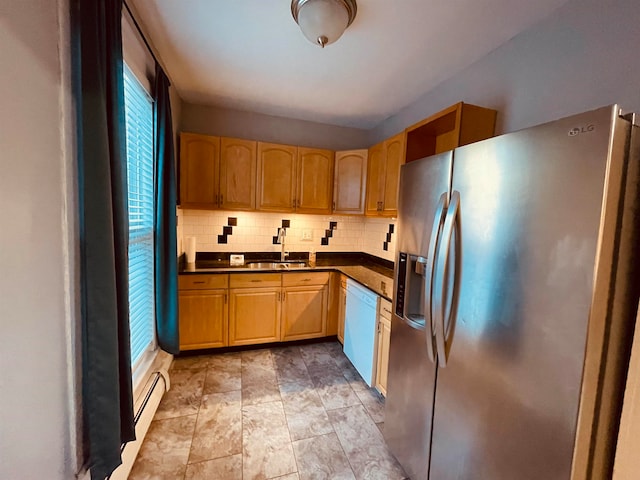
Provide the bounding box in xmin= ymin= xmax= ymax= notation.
xmin=330 ymin=221 xmax=337 ymax=230
xmin=383 ymin=242 xmax=389 ymax=251
xmin=321 ymin=238 xmax=329 ymax=246
xmin=227 ymin=217 xmax=237 ymax=226
xmin=386 ymin=232 xmax=392 ymax=242
xmin=388 ymin=224 xmax=394 ymax=234
xmin=273 ymin=236 xmax=279 ymax=245
xmin=218 ymin=235 xmax=228 ymax=244
xmin=223 ymin=226 xmax=233 ymax=235
xmin=325 ymin=229 xmax=333 ymax=238
xmin=281 ymin=219 xmax=290 ymax=228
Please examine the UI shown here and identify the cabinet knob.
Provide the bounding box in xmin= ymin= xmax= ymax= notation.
xmin=332 ymin=201 xmax=336 ymax=211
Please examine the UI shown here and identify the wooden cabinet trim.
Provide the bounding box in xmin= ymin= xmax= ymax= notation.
xmin=282 ymin=271 xmax=329 ymax=287
xmin=179 ymin=274 xmax=229 ymax=290
xmin=230 ymin=273 xmax=281 ymax=289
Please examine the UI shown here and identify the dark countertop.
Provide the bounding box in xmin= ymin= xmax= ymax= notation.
xmin=179 ymin=252 xmax=395 ymax=301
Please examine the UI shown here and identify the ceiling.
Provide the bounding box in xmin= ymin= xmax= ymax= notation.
xmin=130 ymin=0 xmax=569 ymax=129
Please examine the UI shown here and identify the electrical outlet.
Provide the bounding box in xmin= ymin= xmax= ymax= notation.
xmin=302 ymin=229 xmax=313 ymax=241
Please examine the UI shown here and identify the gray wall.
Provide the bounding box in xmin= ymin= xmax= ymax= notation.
xmin=181 ymin=102 xmax=371 ymax=150
xmin=0 ymin=0 xmax=77 ymax=478
xmin=370 ymin=0 xmax=640 ymax=142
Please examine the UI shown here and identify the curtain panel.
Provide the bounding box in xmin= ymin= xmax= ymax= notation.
xmin=154 ymin=65 xmax=180 ymax=354
xmin=72 ymin=0 xmax=136 ymax=477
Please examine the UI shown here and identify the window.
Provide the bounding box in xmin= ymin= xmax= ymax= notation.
xmin=123 ymin=64 xmax=156 ymax=370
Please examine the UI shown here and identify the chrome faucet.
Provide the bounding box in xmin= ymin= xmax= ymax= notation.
xmin=277 ymin=228 xmax=289 ymax=262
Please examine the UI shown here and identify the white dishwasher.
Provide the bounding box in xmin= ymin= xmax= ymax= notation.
xmin=344 ymin=279 xmax=379 ymax=386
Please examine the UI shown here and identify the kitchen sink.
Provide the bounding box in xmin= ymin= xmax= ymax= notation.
xmin=247 ymin=261 xmax=307 ymax=270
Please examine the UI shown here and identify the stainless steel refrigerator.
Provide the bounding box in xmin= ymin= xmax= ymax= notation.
xmin=384 ymin=105 xmax=640 ymax=480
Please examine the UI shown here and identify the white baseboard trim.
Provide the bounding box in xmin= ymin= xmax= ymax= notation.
xmin=108 ymin=349 xmax=173 ymax=480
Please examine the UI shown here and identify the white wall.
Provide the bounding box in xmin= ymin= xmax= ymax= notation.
xmin=370 ymin=0 xmax=640 ymax=142
xmin=181 ymin=102 xmax=371 ymax=151
xmin=0 ymin=0 xmax=77 ymax=478
xmin=179 ymin=210 xmax=397 ymax=262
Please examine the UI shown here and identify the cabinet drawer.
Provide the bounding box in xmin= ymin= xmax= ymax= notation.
xmin=230 ymin=273 xmax=281 ymax=288
xmin=179 ymin=274 xmax=229 ymax=290
xmin=283 ymin=271 xmax=330 ymax=287
xmin=379 ymin=298 xmax=393 ymax=321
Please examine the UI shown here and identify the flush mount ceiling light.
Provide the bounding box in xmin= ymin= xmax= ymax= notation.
xmin=291 ymin=0 xmax=357 ymax=48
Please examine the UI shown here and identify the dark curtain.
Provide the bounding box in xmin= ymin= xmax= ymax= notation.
xmin=154 ymin=64 xmax=180 ymax=354
xmin=72 ymin=0 xmax=136 ymax=478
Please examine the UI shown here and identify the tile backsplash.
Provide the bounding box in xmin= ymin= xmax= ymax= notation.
xmin=177 ymin=209 xmax=397 ymax=262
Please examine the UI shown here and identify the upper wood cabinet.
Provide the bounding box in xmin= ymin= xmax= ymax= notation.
xmin=381 ymin=133 xmax=405 ymax=216
xmin=333 ymin=149 xmax=368 ymax=215
xmin=297 ymin=147 xmax=334 ymax=214
xmin=179 ymin=133 xmax=257 ymax=211
xmin=179 ymin=133 xmax=220 ymax=208
xmin=365 ymin=132 xmax=405 ymax=217
xmin=405 ymin=102 xmax=497 ymax=162
xmin=256 ymin=142 xmax=297 ymax=212
xmin=219 ymin=137 xmax=257 ymax=210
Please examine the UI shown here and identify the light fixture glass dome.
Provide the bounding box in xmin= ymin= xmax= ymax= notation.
xmin=292 ymin=0 xmax=357 ymax=48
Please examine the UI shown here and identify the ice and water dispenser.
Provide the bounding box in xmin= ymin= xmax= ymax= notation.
xmin=395 ymin=252 xmax=427 ymax=327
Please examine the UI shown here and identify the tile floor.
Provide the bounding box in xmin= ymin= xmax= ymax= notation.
xmin=130 ymin=341 xmax=407 ymax=480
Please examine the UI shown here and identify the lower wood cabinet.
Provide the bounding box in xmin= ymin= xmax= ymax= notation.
xmin=282 ymin=284 xmax=328 ymax=341
xmin=178 ymin=274 xmax=229 ymax=351
xmin=229 ymin=287 xmax=281 ymax=346
xmin=179 ymin=271 xmax=331 ymax=350
xmin=375 ymin=297 xmax=392 ymax=396
xmin=179 ymin=290 xmax=228 ymax=350
xmin=337 ymin=275 xmax=347 ymax=344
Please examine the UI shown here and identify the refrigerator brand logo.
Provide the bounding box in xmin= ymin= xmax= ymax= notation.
xmin=568 ymin=125 xmax=595 ymax=136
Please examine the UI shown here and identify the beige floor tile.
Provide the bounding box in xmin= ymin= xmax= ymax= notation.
xmin=184 ymin=454 xmax=242 ymax=480
xmin=292 ymin=433 xmax=356 ymax=480
xmin=328 ymin=405 xmax=406 ymax=480
xmin=273 ymin=346 xmax=313 ymax=385
xmin=155 ymin=368 xmax=206 ymax=420
xmin=279 ymin=380 xmax=333 ymax=441
xmin=243 ymin=401 xmax=297 ymax=479
xmin=189 ymin=390 xmax=242 ymax=464
xmin=311 ymin=370 xmax=361 ymax=411
xmin=300 ymin=343 xmax=342 ymax=374
xmin=129 ymin=415 xmax=197 ymax=479
xmin=352 ymin=386 xmax=385 ymax=424
xmin=242 ymin=348 xmax=281 ymax=405
xmin=171 ymin=354 xmax=211 ymax=372
xmin=204 ymin=353 xmax=242 ymax=394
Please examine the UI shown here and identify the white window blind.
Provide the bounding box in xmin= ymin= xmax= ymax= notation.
xmin=123 ymin=64 xmax=156 ymax=369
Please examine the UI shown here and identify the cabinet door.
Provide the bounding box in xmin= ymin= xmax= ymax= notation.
xmin=365 ymin=141 xmax=385 ymax=215
xmin=296 ymin=147 xmax=334 ymax=214
xmin=375 ymin=315 xmax=391 ymax=396
xmin=178 ymin=289 xmax=228 ymax=350
xmin=219 ymin=137 xmax=257 ymax=210
xmin=229 ymin=287 xmax=281 ymax=345
xmin=281 ymin=284 xmax=328 ymax=341
xmin=337 ymin=282 xmax=347 ymax=344
xmin=179 ymin=133 xmax=220 ymax=208
xmin=256 ymin=142 xmax=297 ymax=212
xmin=381 ymin=132 xmax=406 ymax=216
xmin=333 ymin=149 xmax=368 ymax=215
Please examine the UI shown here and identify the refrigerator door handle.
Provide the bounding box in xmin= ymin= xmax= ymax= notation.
xmin=434 ymin=190 xmax=461 ymax=367
xmin=423 ymin=192 xmax=448 ymax=363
